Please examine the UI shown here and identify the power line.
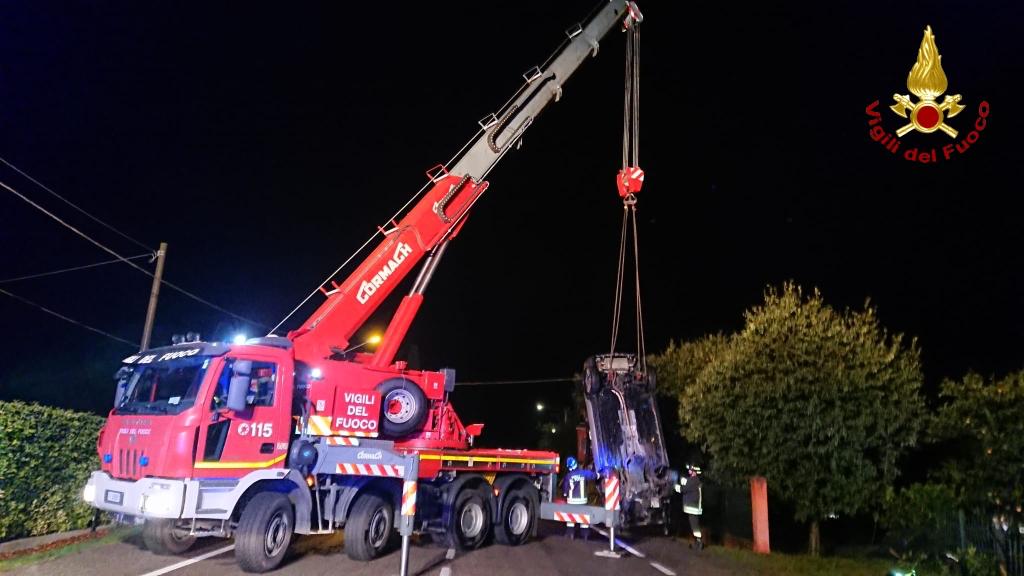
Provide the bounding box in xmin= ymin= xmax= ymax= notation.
xmin=0 ymin=286 xmax=139 ymax=347
xmin=0 ymin=253 xmax=152 ymax=284
xmin=159 ymin=277 xmax=266 ymax=328
xmin=456 ymin=377 xmax=577 ymax=386
xmin=0 ymin=155 xmax=153 ymax=252
xmin=0 ymin=178 xmax=266 ymax=328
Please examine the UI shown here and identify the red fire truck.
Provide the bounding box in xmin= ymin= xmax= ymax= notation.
xmin=83 ymin=1 xmax=645 ymax=573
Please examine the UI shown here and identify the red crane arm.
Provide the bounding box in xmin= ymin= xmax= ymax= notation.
xmin=289 ymin=0 xmax=642 ymax=364
xmin=290 ymin=173 xmax=486 ymax=360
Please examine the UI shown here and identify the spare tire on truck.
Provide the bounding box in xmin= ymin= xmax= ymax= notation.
xmin=376 ymin=378 xmax=428 ymax=438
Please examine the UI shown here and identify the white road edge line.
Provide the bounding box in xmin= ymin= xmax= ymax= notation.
xmin=592 ymin=527 xmax=645 ymax=558
xmin=650 ymin=561 xmax=676 ymax=576
xmin=440 ymin=567 xmax=453 ymax=576
xmin=137 ymin=544 xmax=235 ymax=576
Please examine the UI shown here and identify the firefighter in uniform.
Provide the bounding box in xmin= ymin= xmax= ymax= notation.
xmin=561 ymin=456 xmax=598 ymax=540
xmin=675 ymin=464 xmax=704 ymax=550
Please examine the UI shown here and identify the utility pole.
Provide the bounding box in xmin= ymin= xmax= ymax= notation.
xmin=140 ymin=242 xmax=167 ymax=351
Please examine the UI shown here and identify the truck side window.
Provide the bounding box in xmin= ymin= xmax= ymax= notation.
xmin=248 ymin=364 xmax=277 ymax=406
xmin=212 ymin=359 xmax=278 ymax=408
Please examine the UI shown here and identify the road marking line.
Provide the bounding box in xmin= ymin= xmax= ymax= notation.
xmin=592 ymin=528 xmax=645 ymax=558
xmin=440 ymin=567 xmax=452 ymax=576
xmin=446 ymin=547 xmax=456 ymax=560
xmin=137 ymin=544 xmax=235 ymax=576
xmin=650 ymin=561 xmax=676 ymax=575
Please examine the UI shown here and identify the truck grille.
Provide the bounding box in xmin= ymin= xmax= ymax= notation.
xmin=115 ymin=448 xmax=146 ymax=480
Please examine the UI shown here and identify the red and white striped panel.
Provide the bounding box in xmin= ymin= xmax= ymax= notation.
xmin=401 ymin=480 xmax=417 ymax=517
xmin=604 ymin=475 xmax=621 ymax=511
xmin=553 ymin=512 xmax=591 ymax=524
xmin=295 ymin=417 xmax=379 ymax=438
xmin=336 ymin=463 xmax=405 ymax=477
xmin=324 ymin=437 xmax=360 ymax=446
xmin=296 ymin=415 xmax=334 ymax=436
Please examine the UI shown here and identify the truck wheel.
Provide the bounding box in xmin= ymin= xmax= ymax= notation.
xmin=583 ymin=358 xmax=602 ymax=395
xmin=142 ymin=519 xmax=196 ymax=555
xmin=444 ymin=487 xmax=491 ymax=550
xmin=494 ymin=485 xmax=537 ymax=546
xmin=235 ymin=492 xmax=294 ymax=573
xmin=345 ymin=492 xmax=396 ymax=561
xmin=376 ymin=379 xmax=428 ymax=438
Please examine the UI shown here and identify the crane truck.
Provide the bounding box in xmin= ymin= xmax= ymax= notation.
xmin=83 ymin=1 xmax=657 ymax=573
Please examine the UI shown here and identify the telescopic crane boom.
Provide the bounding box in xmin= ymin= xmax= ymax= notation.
xmin=289 ymin=1 xmax=643 ymax=366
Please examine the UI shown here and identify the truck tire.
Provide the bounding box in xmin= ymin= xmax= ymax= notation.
xmin=235 ymin=492 xmax=294 ymax=573
xmin=443 ymin=486 xmax=491 ymax=550
xmin=344 ymin=492 xmax=396 ymax=561
xmin=494 ymin=484 xmax=537 ymax=546
xmin=583 ymin=358 xmax=601 ymax=396
xmin=142 ymin=519 xmax=196 ymax=556
xmin=376 ymin=379 xmax=428 ymax=438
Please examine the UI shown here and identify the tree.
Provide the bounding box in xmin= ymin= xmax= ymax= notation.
xmin=680 ymin=282 xmax=925 ymax=555
xmin=647 ymin=333 xmax=729 ymax=398
xmin=931 ymin=370 xmax=1024 ymax=571
xmin=931 ymin=371 xmax=1024 ymax=518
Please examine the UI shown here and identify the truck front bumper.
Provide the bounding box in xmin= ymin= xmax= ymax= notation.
xmin=83 ymin=471 xmax=186 ymax=519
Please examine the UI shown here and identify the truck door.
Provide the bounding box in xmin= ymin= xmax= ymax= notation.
xmin=195 ymin=355 xmax=293 ymax=474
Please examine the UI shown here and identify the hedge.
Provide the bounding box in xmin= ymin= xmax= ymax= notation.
xmin=0 ymin=400 xmax=105 ymax=541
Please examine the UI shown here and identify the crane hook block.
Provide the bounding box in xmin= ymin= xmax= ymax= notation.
xmin=624 ymin=2 xmax=644 ymax=30
xmin=616 ymin=166 xmax=645 ymax=198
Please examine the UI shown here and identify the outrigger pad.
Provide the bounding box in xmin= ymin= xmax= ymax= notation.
xmin=582 ymin=354 xmax=672 ymax=528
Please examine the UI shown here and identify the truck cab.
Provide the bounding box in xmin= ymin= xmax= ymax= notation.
xmin=85 ymin=340 xmax=305 ymax=559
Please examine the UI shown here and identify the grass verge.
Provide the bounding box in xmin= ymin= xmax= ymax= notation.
xmin=0 ymin=527 xmax=137 ymax=572
xmin=707 ymin=546 xmax=917 ymax=576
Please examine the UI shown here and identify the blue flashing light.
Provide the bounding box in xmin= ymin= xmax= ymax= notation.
xmin=139 ymin=455 xmax=150 ymax=467
xmin=103 ymin=453 xmax=113 ymax=464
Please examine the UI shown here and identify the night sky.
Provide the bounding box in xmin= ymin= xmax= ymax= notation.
xmin=1 ymin=2 xmax=1021 ymax=446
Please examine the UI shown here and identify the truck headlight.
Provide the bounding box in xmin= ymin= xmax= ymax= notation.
xmin=83 ymin=484 xmax=96 ymax=503
xmin=141 ymin=486 xmax=176 ymax=514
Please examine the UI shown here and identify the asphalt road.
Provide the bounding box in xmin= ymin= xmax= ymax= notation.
xmin=6 ymin=523 xmax=733 ymax=576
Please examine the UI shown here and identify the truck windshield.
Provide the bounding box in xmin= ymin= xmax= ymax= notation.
xmin=115 ymin=356 xmax=211 ymax=415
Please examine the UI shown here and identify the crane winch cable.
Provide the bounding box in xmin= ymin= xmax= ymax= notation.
xmin=608 ymin=4 xmax=647 ymax=373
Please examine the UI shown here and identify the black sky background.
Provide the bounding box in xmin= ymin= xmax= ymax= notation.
xmin=1 ymin=1 xmax=1022 ymax=447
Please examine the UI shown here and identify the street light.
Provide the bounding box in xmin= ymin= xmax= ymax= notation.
xmin=536 ymin=402 xmax=545 ymax=412
xmin=550 ymin=427 xmax=557 ymax=434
